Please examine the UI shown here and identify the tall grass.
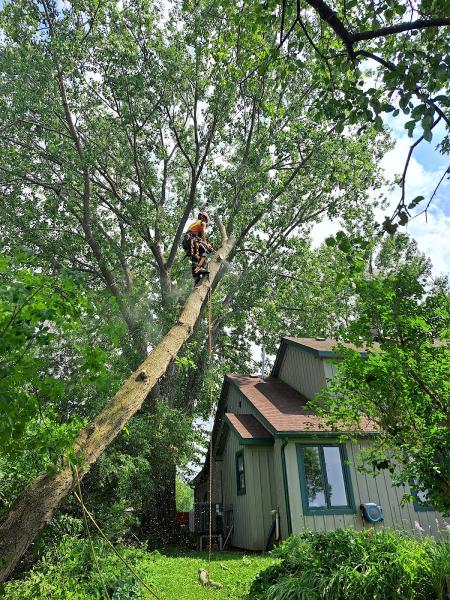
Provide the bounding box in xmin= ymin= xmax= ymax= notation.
xmin=247 ymin=529 xmax=450 ymax=600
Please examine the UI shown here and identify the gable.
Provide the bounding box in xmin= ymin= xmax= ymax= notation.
xmin=272 ymin=337 xmax=371 ymax=399
xmin=272 ymin=341 xmax=327 ymax=399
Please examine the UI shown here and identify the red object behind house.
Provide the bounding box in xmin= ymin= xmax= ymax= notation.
xmin=177 ymin=511 xmax=189 ymax=525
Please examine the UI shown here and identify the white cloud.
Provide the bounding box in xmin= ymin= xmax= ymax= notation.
xmin=311 ymin=130 xmax=449 ymax=278
xmin=380 ymin=135 xmax=438 ymax=200
xmin=380 ymin=135 xmax=450 ymax=277
xmin=310 ymin=218 xmax=341 ymax=248
xmin=407 ymin=208 xmax=450 ymax=277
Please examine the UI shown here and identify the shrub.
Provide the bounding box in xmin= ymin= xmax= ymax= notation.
xmin=247 ymin=529 xmax=450 ymax=600
xmin=0 ymin=535 xmax=147 ymax=599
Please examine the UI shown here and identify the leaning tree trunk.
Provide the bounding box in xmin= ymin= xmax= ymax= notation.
xmin=0 ymin=233 xmax=235 ymax=582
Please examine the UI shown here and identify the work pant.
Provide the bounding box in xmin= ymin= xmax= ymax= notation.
xmin=183 ymin=234 xmax=209 ymax=277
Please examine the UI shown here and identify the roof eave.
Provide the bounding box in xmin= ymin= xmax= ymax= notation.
xmin=273 ymin=337 xmax=369 ymax=369
xmin=275 ymin=430 xmax=378 ymax=438
xmin=240 ymin=438 xmax=274 ymax=446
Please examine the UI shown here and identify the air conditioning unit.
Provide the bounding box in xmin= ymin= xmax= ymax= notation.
xmin=190 ymin=503 xmax=223 ymax=533
xmin=360 ymin=502 xmax=383 ymax=523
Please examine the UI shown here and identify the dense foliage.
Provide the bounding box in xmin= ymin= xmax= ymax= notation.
xmin=313 ymin=236 xmax=450 ymax=513
xmin=247 ymin=530 xmax=450 ymax=600
xmin=1 ymin=525 xmax=273 ymax=599
xmin=0 ymin=0 xmax=387 ymax=542
xmin=224 ymin=0 xmax=450 ymax=225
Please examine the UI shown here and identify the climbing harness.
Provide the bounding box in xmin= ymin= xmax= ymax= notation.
xmin=73 ymin=466 xmax=163 ymax=600
xmin=182 ymin=233 xmax=212 ymax=284
xmin=182 ymin=213 xmax=213 ymax=284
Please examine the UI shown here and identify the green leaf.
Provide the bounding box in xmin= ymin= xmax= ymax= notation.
xmin=335 ymin=121 xmax=344 ymax=134
xmin=404 ymin=120 xmax=416 ymax=138
xmin=423 ymin=128 xmax=433 ymax=142
xmin=408 ymin=195 xmax=424 ymax=209
xmin=421 ymin=114 xmax=433 ymax=130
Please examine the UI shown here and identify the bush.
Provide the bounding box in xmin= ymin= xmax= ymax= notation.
xmin=247 ymin=529 xmax=450 ymax=600
xmin=0 ymin=535 xmax=150 ymax=599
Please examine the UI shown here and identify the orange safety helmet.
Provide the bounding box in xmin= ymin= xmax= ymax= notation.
xmin=198 ymin=211 xmax=209 ymax=223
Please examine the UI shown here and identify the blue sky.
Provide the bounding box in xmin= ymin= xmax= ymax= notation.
xmin=383 ymin=116 xmax=450 ymax=275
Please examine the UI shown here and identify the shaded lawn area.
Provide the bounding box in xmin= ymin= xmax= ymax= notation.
xmin=140 ymin=549 xmax=277 ymax=599
xmin=1 ymin=544 xmax=278 ymax=600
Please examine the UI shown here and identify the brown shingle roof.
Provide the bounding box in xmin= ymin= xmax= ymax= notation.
xmin=283 ymin=336 xmax=375 ymax=356
xmin=226 ymin=374 xmax=376 ymax=434
xmin=225 ymin=413 xmax=273 ymax=439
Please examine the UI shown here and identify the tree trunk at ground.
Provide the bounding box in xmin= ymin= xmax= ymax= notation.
xmin=0 ymin=233 xmax=235 ymax=582
xmin=141 ymin=461 xmax=178 ymax=544
xmin=140 ymin=362 xmax=182 ymax=542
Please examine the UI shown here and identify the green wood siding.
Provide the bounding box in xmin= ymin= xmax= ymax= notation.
xmin=278 ymin=344 xmax=327 ymax=400
xmin=220 ymin=428 xmax=279 ymax=550
xmin=323 ymin=359 xmax=339 ymax=384
xmin=283 ymin=438 xmax=446 ymax=538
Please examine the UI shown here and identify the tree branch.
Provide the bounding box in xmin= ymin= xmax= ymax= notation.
xmin=304 ymin=0 xmax=450 ymax=56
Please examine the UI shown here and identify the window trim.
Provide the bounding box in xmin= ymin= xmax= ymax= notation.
xmin=296 ymin=443 xmax=356 ymax=516
xmin=235 ymin=450 xmax=246 ymax=496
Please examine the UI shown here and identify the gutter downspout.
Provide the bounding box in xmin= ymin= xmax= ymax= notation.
xmin=280 ymin=437 xmax=292 ymax=537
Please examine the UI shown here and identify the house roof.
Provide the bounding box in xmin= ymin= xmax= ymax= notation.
xmin=225 ymin=413 xmax=273 ymax=440
xmin=226 ymin=374 xmax=376 ymax=434
xmin=282 ymin=336 xmax=374 ymax=358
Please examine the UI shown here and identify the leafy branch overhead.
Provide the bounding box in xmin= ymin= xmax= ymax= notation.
xmin=234 ymin=0 xmax=450 ymax=223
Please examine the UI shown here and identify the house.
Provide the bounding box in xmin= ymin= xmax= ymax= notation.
xmin=193 ymin=337 xmax=444 ymax=551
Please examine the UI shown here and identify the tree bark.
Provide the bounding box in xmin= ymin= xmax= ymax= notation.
xmin=0 ymin=234 xmax=235 ymax=582
xmin=140 ymin=461 xmax=178 ymax=543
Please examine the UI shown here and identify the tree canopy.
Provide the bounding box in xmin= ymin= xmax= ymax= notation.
xmin=0 ymin=0 xmax=449 ymax=583
xmin=313 ymin=235 xmax=450 ymax=513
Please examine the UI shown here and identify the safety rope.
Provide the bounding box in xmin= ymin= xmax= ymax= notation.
xmin=207 ymin=288 xmax=213 ymax=565
xmin=70 ymin=281 xmax=216 ymax=600
xmin=73 ymin=469 xmax=163 ymax=600
xmin=74 ymin=467 xmax=110 ymax=600
xmin=206 ymin=286 xmax=215 ymax=600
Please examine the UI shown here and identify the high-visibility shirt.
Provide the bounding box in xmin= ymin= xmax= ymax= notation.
xmin=187 ymin=219 xmax=206 ymax=240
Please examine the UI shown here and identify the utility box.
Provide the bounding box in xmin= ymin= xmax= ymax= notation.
xmin=189 ymin=502 xmax=223 ymax=533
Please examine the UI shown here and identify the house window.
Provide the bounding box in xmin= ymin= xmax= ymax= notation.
xmin=296 ymin=444 xmax=355 ymax=515
xmin=236 ymin=451 xmax=246 ymax=495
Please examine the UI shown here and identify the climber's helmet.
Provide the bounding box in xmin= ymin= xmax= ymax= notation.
xmin=198 ymin=211 xmax=209 ymax=224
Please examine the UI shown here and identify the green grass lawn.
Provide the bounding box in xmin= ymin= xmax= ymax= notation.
xmin=1 ymin=544 xmax=278 ymax=600
xmin=129 ymin=549 xmax=277 ymax=600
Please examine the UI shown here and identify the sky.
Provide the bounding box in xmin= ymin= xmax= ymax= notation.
xmin=311 ymin=116 xmax=450 ymax=278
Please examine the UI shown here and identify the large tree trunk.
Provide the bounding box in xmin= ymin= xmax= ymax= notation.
xmin=0 ymin=233 xmax=235 ymax=582
xmin=139 ymin=362 xmax=182 ymax=542
xmin=141 ymin=461 xmax=178 ymax=543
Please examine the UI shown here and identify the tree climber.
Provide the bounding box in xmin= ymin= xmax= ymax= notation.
xmin=182 ymin=211 xmax=214 ymax=284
